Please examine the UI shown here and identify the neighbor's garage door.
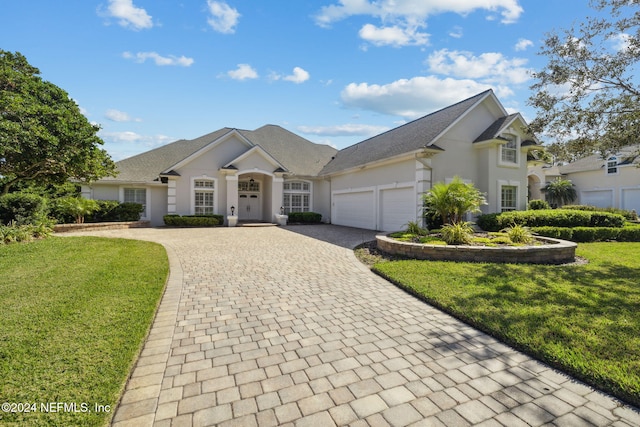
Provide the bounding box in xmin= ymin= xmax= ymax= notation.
xmin=581 ymin=190 xmax=613 ymax=208
xmin=333 ymin=191 xmax=375 ymax=229
xmin=380 ymin=187 xmax=415 ymax=232
xmin=622 ymin=188 xmax=640 ymax=213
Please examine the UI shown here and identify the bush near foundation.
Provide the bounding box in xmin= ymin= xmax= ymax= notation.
xmin=532 ymin=225 xmax=640 ymax=242
xmin=287 ymin=212 xmax=322 ymax=224
xmin=163 ymin=214 xmax=223 ymax=227
xmin=477 ymin=209 xmax=626 ymax=230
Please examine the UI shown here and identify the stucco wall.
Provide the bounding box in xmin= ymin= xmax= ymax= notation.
xmin=567 ymin=165 xmax=640 ymax=210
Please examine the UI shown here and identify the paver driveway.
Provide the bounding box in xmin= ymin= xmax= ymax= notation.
xmin=67 ymin=225 xmax=639 ymax=426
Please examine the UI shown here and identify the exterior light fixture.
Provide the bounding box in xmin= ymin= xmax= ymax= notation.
xmin=230 ymin=206 xmax=235 ymax=215
xmin=280 ymin=206 xmax=284 ymax=215
xmin=249 ymin=177 xmax=255 ymax=185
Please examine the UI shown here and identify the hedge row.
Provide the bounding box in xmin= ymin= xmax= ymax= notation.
xmin=287 ymin=212 xmax=322 ymax=224
xmin=563 ymin=205 xmax=638 ymax=221
xmin=163 ymin=214 xmax=224 ymax=227
xmin=532 ymin=226 xmax=640 ymax=242
xmin=477 ymin=209 xmax=625 ymax=231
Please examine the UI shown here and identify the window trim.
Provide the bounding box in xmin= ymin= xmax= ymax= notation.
xmin=500 ymin=184 xmax=518 ymax=212
xmin=283 ymin=180 xmax=313 ymax=214
xmin=606 ymin=156 xmax=619 ymax=175
xmin=119 ymin=186 xmax=149 ymax=220
xmin=190 ymin=176 xmax=217 ymax=215
xmin=499 ymin=134 xmax=519 ymax=167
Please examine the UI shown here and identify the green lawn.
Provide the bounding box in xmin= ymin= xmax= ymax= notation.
xmin=0 ymin=237 xmax=169 ymax=426
xmin=372 ymin=242 xmax=640 ymax=408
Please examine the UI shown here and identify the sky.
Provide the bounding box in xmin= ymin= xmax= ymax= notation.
xmin=1 ymin=0 xmax=607 ymax=160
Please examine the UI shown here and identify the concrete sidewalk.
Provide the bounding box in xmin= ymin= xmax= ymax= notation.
xmin=66 ymin=225 xmax=639 ymax=426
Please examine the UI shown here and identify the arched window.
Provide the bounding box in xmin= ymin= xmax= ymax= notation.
xmin=283 ymin=181 xmax=311 ymax=214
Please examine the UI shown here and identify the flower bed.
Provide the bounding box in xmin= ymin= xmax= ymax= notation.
xmin=376 ymin=234 xmax=576 ymax=264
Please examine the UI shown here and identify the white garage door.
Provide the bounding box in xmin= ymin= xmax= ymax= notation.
xmin=622 ymin=188 xmax=640 ymax=213
xmin=581 ymin=190 xmax=613 ymax=208
xmin=380 ymin=187 xmax=415 ymax=232
xmin=333 ymin=191 xmax=375 ymax=229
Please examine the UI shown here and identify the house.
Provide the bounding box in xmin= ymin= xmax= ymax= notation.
xmin=86 ymin=89 xmax=539 ymax=230
xmin=528 ymin=145 xmax=640 ymax=213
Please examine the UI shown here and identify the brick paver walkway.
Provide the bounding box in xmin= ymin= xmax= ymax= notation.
xmin=67 ymin=225 xmax=639 ymax=426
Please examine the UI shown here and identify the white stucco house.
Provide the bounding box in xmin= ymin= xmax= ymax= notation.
xmin=86 ymin=89 xmax=539 ymax=230
xmin=528 ymin=145 xmax=640 ymax=213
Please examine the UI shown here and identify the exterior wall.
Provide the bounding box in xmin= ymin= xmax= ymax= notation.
xmin=565 ymin=165 xmax=640 ymax=209
xmin=149 ymin=186 xmax=168 ymax=226
xmin=331 ymin=160 xmax=415 ymax=190
xmin=91 ymin=184 xmax=119 ymax=201
xmin=312 ymin=178 xmax=331 ymax=223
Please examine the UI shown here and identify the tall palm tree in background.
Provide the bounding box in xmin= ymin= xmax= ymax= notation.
xmin=541 ymin=178 xmax=577 ymax=208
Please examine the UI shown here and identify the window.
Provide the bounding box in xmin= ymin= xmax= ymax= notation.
xmin=500 ymin=135 xmax=518 ymax=164
xmin=501 ymin=186 xmax=517 ymax=212
xmin=124 ymin=188 xmax=146 ymax=217
xmin=283 ymin=180 xmax=311 ymax=214
xmin=238 ymin=181 xmax=260 ymax=192
xmin=194 ymin=179 xmax=214 ymax=215
xmin=607 ymin=156 xmax=618 ymax=174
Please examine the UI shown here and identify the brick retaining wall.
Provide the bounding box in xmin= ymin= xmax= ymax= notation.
xmin=53 ymin=221 xmax=151 ymax=233
xmin=376 ymin=235 xmax=577 ymax=264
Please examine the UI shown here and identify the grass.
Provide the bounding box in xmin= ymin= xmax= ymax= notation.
xmin=370 ymin=242 xmax=640 ymax=408
xmin=0 ymin=237 xmax=169 ymax=426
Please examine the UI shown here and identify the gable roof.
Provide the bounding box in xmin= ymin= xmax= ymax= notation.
xmin=319 ymin=90 xmax=493 ymax=175
xmin=473 ymin=113 xmax=522 ymax=143
xmin=558 ymin=145 xmax=640 ymax=174
xmin=238 ymin=125 xmax=336 ymax=176
xmin=100 ymin=125 xmax=336 ymax=183
xmin=100 ymin=128 xmax=234 ymax=183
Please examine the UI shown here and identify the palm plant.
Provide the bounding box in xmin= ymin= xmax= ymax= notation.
xmin=422 ymin=176 xmax=486 ymax=225
xmin=541 ymin=178 xmax=577 ymax=208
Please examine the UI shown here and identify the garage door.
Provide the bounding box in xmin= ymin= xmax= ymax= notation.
xmin=333 ymin=191 xmax=375 ymax=229
xmin=581 ymin=190 xmax=613 ymax=208
xmin=380 ymin=187 xmax=415 ymax=232
xmin=622 ymin=188 xmax=640 ymax=213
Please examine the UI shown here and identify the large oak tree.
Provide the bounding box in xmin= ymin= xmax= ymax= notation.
xmin=528 ymin=0 xmax=640 ymax=161
xmin=0 ymin=50 xmax=116 ymax=194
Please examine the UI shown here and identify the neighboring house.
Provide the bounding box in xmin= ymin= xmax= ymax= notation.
xmin=528 ymin=145 xmax=640 ymax=213
xmin=86 ymin=89 xmax=539 ymax=230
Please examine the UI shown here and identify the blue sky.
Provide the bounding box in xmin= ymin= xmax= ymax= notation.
xmin=2 ymin=1 xmax=599 ymax=160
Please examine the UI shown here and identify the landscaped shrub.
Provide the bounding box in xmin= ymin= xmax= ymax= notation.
xmin=0 ymin=192 xmax=49 ymax=225
xmin=528 ymin=199 xmax=550 ymax=210
xmin=530 ymin=226 xmax=574 ymax=240
xmin=503 ymin=224 xmax=534 ymax=244
xmin=440 ymin=222 xmax=473 ymax=245
xmin=163 ymin=214 xmax=223 ymax=227
xmin=476 ymin=213 xmax=501 ymax=232
xmin=114 ymin=202 xmax=144 ymax=221
xmin=287 ymin=212 xmax=322 ymax=223
xmin=0 ymin=220 xmax=53 ymax=245
xmin=92 ymin=200 xmax=121 ymax=222
xmin=498 ymin=209 xmax=625 ymax=228
xmin=564 ymin=205 xmax=638 ymax=221
xmin=617 ymin=226 xmax=640 ymax=242
xmin=531 ymin=225 xmax=640 ymax=242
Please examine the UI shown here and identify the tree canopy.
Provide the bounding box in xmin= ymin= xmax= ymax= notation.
xmin=528 ymin=0 xmax=640 ymax=162
xmin=0 ymin=50 xmax=116 ymax=194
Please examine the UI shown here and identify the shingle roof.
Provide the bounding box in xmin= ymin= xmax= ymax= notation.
xmin=558 ymin=145 xmax=640 ymax=174
xmin=473 ymin=113 xmax=521 ymax=143
xmin=99 ymin=125 xmax=336 ymax=183
xmin=100 ymin=128 xmax=234 ymax=183
xmin=319 ymin=90 xmax=492 ymax=175
xmin=238 ymin=125 xmax=337 ymax=176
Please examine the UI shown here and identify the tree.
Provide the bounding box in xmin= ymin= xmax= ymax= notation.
xmin=541 ymin=178 xmax=578 ymax=207
xmin=0 ymin=50 xmax=116 ymax=195
xmin=528 ymin=0 xmax=640 ymax=161
xmin=422 ymin=176 xmax=486 ymax=225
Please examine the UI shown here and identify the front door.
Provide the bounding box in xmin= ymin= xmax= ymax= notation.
xmin=239 ymin=194 xmax=260 ymax=221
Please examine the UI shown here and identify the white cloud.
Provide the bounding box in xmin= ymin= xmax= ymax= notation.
xmin=105 ymin=109 xmax=141 ymax=122
xmin=297 ymin=123 xmax=390 ymax=137
xmin=226 ymin=64 xmax=258 ymax=80
xmin=449 ymin=26 xmax=463 ymax=39
xmin=341 ymin=76 xmax=512 ymax=118
xmin=610 ymin=33 xmax=631 ymax=52
xmin=514 ymin=38 xmax=533 ymax=51
xmin=103 ymin=0 xmax=153 ymax=30
xmin=284 ymin=67 xmax=310 ymax=83
xmin=358 ymin=23 xmax=429 ymax=47
xmin=100 ymin=130 xmax=174 ymax=148
xmin=207 ymin=1 xmax=240 ymax=34
xmin=427 ymin=48 xmax=531 ymax=84
xmin=314 ymin=0 xmax=523 ymax=28
xmin=122 ymin=51 xmax=194 ymax=67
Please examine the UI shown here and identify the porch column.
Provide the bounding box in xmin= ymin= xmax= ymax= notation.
xmin=272 ymin=175 xmax=287 ymax=225
xmin=226 ymin=174 xmax=238 ymax=226
xmin=416 ymin=158 xmax=433 ymax=227
xmin=167 ymin=180 xmax=177 ymax=213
